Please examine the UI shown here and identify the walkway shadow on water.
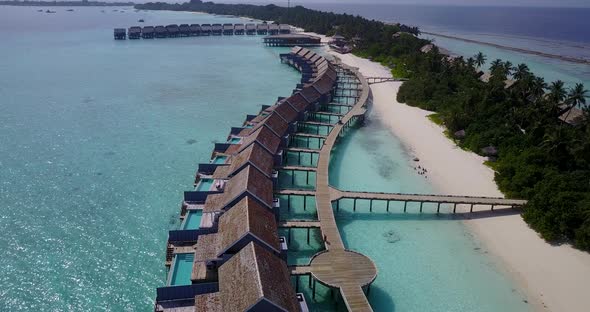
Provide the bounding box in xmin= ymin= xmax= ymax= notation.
xmin=333 ymin=207 xmax=522 ymax=222
xmin=366 ymin=284 xmax=396 ymax=312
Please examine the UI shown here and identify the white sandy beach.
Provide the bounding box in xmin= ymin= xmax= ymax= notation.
xmin=314 ymin=37 xmax=590 ymax=312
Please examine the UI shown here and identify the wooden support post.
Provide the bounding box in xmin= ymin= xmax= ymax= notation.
xmin=312 ymin=279 xmax=316 ymax=300
xmin=287 ymin=195 xmax=291 ymax=212
xmin=404 ymin=201 xmax=407 ymax=213
xmin=336 ymin=200 xmax=340 ymax=212
xmin=303 ymin=195 xmax=307 ymax=211
xmin=295 ymin=275 xmax=299 ymax=292
xmin=437 ymin=202 xmax=441 ymax=214
xmin=291 ymin=170 xmax=295 ymax=186
xmin=307 ymin=228 xmax=310 ymax=244
xmin=298 ymin=152 xmax=301 ymax=165
xmin=309 ymin=274 xmax=312 ymax=287
xmin=420 ymin=202 xmax=424 ymax=213
xmin=370 ymin=199 xmax=373 ymax=212
xmin=491 ymin=204 xmax=495 ymax=211
xmin=367 ymin=284 xmax=371 ymax=296
xmin=470 ymin=204 xmax=474 ymax=213
xmin=387 ymin=201 xmax=390 ymax=212
xmin=453 ymin=203 xmax=457 ymax=214
xmin=353 ymin=198 xmax=357 ymax=212
xmin=288 ymin=228 xmax=291 ymax=244
xmin=306 ymin=171 xmax=309 ymax=185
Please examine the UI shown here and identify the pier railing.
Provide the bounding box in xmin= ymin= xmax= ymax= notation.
xmin=156 ymin=283 xmax=219 ymax=302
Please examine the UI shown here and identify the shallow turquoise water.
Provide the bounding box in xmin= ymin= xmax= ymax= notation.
xmin=182 ymin=211 xmax=202 ymax=230
xmin=328 ymin=109 xmax=532 ymax=311
xmin=0 ymin=6 xmax=299 ymax=311
xmin=195 ymin=178 xmax=214 ymax=192
xmin=169 ymin=253 xmax=194 ymax=286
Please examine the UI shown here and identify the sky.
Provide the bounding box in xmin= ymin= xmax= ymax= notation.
xmin=209 ymin=0 xmax=590 ymax=8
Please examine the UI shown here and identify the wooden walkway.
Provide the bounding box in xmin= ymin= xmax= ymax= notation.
xmin=279 ymin=220 xmax=321 ymax=228
xmin=277 ymin=166 xmax=317 ymax=172
xmin=312 ymin=62 xmax=376 ymax=311
xmin=330 ymin=187 xmax=527 ymax=207
xmin=292 ymin=133 xmax=327 ymax=139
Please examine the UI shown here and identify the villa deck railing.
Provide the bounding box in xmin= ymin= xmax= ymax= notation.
xmin=168 ymin=228 xmax=216 ymax=243
xmin=156 ymin=283 xmax=219 ymax=302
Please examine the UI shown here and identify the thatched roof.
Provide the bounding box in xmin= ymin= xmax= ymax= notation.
xmin=194 ymin=233 xmax=221 ymax=261
xmin=203 ymin=165 xmax=273 ymax=212
xmin=299 ymin=85 xmax=321 ymax=103
xmin=218 ymin=242 xmax=299 ymax=312
xmin=274 ymin=101 xmax=300 ymax=123
xmin=258 ymin=112 xmax=289 ymax=137
xmin=285 ymin=93 xmax=311 ymax=112
xmin=558 ymin=105 xmax=586 ymax=126
xmin=213 ymin=142 xmax=274 ymax=179
xmin=217 ymin=197 xmax=280 ymax=257
xmin=310 ymin=75 xmax=336 ymax=95
xmin=239 ymin=125 xmax=282 ymax=155
xmin=195 ymin=292 xmax=222 ymax=312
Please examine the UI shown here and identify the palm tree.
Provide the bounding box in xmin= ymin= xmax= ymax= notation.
xmin=548 ymin=80 xmax=567 ymax=105
xmin=475 ymin=52 xmax=486 ymax=68
xmin=467 ymin=57 xmax=475 ymax=69
xmin=490 ymin=59 xmax=503 ymax=72
xmin=513 ymin=64 xmax=531 ymax=82
xmin=531 ymin=76 xmax=547 ymax=100
xmin=567 ymin=83 xmax=588 ymax=109
xmin=503 ymin=61 xmax=513 ymax=77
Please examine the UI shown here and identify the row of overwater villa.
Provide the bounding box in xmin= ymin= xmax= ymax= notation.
xmin=114 ymin=23 xmax=292 ymax=40
xmin=154 ymin=46 xmax=372 ymax=312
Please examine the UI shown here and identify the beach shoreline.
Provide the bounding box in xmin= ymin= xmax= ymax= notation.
xmin=307 ymin=33 xmax=590 ymax=312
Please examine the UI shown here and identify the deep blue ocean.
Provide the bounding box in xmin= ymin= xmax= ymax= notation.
xmin=307 ymin=4 xmax=590 ymax=89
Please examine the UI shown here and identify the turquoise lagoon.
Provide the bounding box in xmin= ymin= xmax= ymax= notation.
xmin=0 ymin=5 xmax=529 ymax=312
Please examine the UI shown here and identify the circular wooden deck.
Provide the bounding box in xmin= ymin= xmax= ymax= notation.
xmin=309 ymin=250 xmax=377 ymax=289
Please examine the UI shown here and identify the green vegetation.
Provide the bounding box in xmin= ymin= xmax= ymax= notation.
xmin=137 ymin=1 xmax=590 ymax=250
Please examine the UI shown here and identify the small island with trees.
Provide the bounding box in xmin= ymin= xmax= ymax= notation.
xmin=0 ymin=0 xmax=134 ymax=6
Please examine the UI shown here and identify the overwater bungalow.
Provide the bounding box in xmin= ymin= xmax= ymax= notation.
xmin=268 ymin=23 xmax=280 ymax=35
xmin=189 ymin=24 xmax=201 ymax=36
xmin=201 ymin=24 xmax=212 ymax=36
xmin=242 ymin=112 xmax=291 ymax=138
xmin=329 ymin=34 xmax=353 ymax=54
xmin=142 ymin=26 xmax=154 ymax=39
xmin=127 ymin=26 xmax=141 ymax=40
xmin=154 ymin=25 xmax=167 ymax=38
xmin=274 ymin=101 xmax=301 ymax=124
xmin=211 ymin=24 xmax=222 ymax=36
xmin=245 ymin=23 xmax=256 ymax=35
xmin=264 ymin=34 xmax=322 ymax=47
xmin=179 ymin=24 xmax=191 ymax=37
xmin=234 ymin=23 xmax=245 ymax=35
xmin=165 ymin=24 xmax=180 ymax=38
xmin=222 ymin=23 xmax=234 ymax=35
xmin=285 ymin=92 xmax=312 ymax=113
xmin=113 ymin=28 xmax=126 ymax=40
xmin=279 ymin=24 xmax=292 ymax=34
xmin=195 ymin=242 xmax=300 ymax=312
xmin=203 ymin=165 xmax=274 ymax=214
xmin=256 ymin=23 xmax=268 ymax=35
xmin=225 ymin=125 xmax=283 ymax=157
xmin=211 ymin=143 xmax=275 ymax=181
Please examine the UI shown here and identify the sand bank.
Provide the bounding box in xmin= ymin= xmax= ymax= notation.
xmin=326 ymin=49 xmax=590 ymax=312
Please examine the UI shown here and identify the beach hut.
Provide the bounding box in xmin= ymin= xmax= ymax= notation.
xmin=141 ymin=26 xmax=154 ymax=39
xmin=154 ymin=25 xmax=167 ymax=38
xmin=165 ymin=24 xmax=180 ymax=38
xmin=234 ymin=23 xmax=245 ymax=35
xmin=245 ymin=23 xmax=256 ymax=35
xmin=127 ymin=26 xmax=141 ymax=39
xmin=196 ymin=242 xmax=299 ymax=312
xmin=223 ymin=23 xmax=234 ymax=35
xmin=256 ymin=23 xmax=268 ymax=35
xmin=201 ymin=23 xmax=212 ymax=36
xmin=113 ymin=28 xmax=126 ymax=40
xmin=179 ymin=24 xmax=190 ymax=37
xmin=211 ymin=24 xmax=222 ymax=36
